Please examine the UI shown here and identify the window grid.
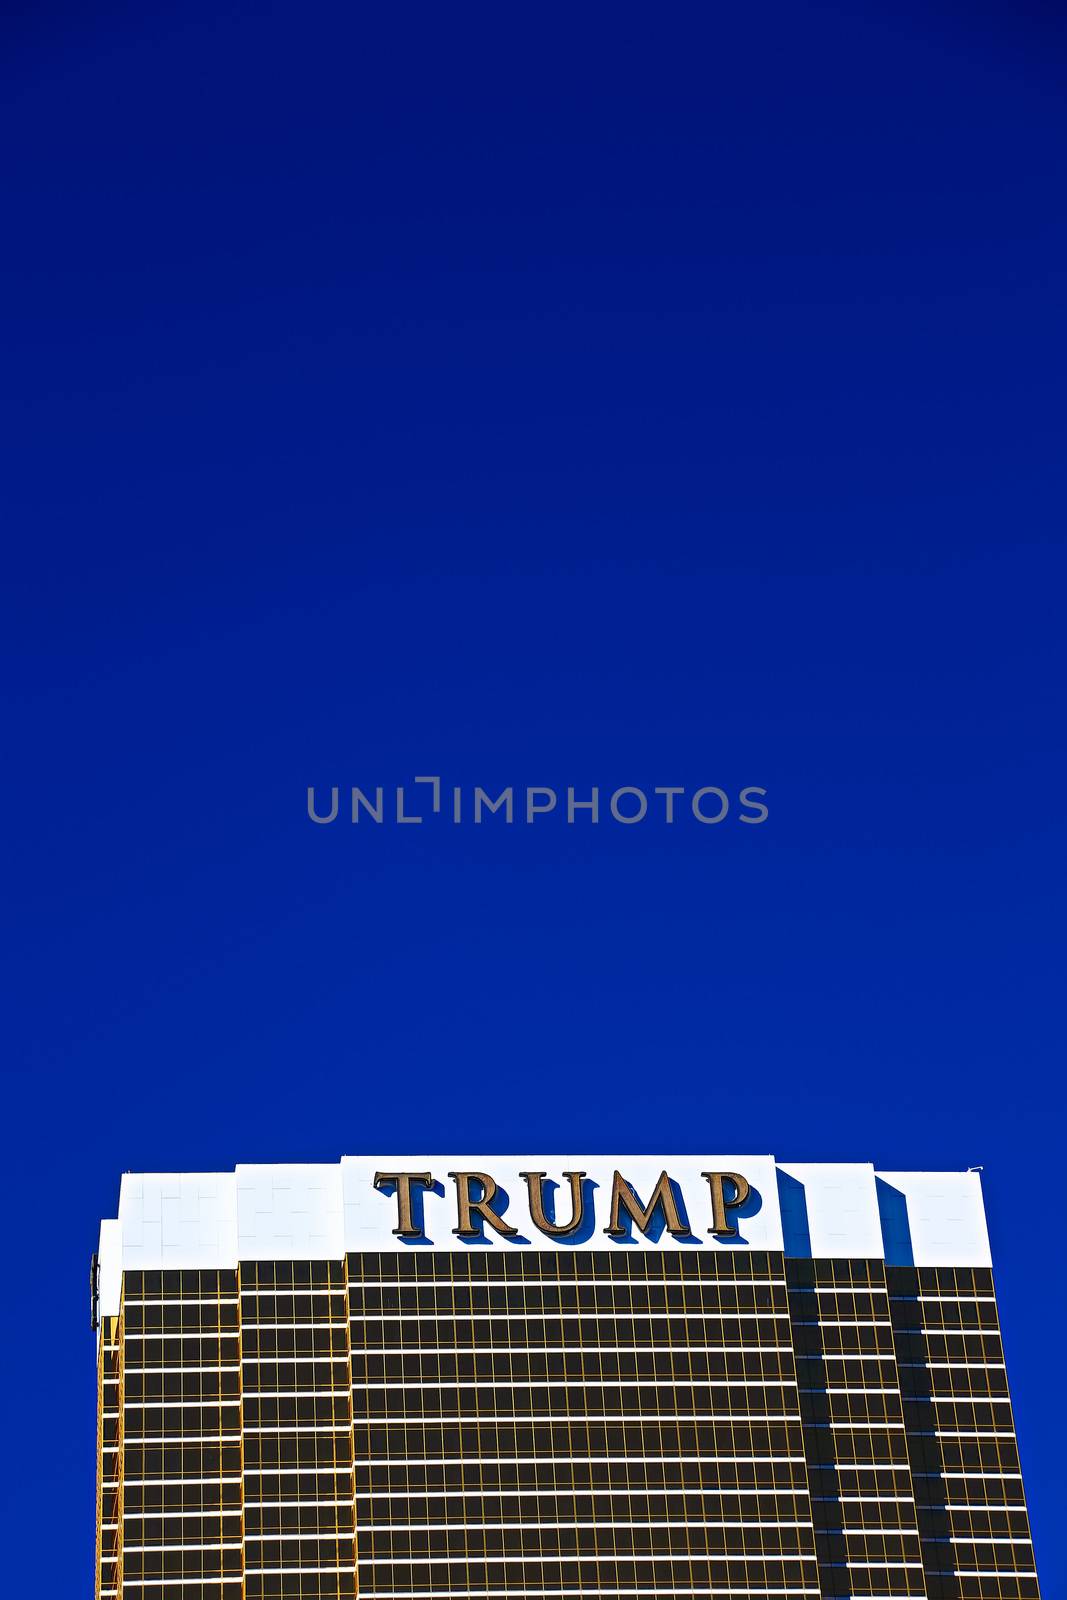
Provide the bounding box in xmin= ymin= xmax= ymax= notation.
xmin=888 ymin=1264 xmax=1040 ymax=1600
xmin=786 ymin=1258 xmax=928 ymax=1599
xmin=348 ymin=1251 xmax=819 ymax=1596
xmin=95 ymin=1252 xmax=1041 ymax=1600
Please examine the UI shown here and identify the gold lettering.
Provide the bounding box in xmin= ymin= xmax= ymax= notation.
xmin=373 ymin=1171 xmax=435 ymax=1237
xmin=449 ymin=1171 xmax=518 ymax=1238
xmin=702 ymin=1171 xmax=751 ymax=1236
xmin=521 ymin=1171 xmax=587 ymax=1237
xmin=603 ymin=1170 xmax=688 ymax=1238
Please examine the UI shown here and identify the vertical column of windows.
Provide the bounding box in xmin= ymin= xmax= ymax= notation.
xmin=119 ymin=1267 xmax=243 ymax=1598
xmin=888 ymin=1264 xmax=1040 ymax=1600
xmin=786 ymin=1258 xmax=926 ymax=1598
xmin=240 ymin=1259 xmax=358 ymax=1600
xmin=97 ymin=1316 xmax=123 ymax=1599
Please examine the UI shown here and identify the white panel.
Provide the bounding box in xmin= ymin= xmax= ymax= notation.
xmin=117 ymin=1171 xmax=238 ymax=1271
xmin=235 ymin=1163 xmax=345 ymax=1260
xmin=876 ymin=1169 xmax=992 ymax=1268
xmin=341 ymin=1155 xmax=783 ymax=1253
xmin=97 ymin=1218 xmax=122 ymax=1320
xmin=776 ymin=1162 xmax=883 ymax=1259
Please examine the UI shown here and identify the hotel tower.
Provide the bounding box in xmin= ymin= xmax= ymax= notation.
xmin=94 ymin=1156 xmax=1040 ymax=1600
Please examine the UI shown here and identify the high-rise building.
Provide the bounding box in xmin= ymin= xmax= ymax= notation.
xmin=93 ymin=1157 xmax=1040 ymax=1600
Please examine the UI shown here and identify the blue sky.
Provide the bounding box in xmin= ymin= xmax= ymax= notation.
xmin=4 ymin=2 xmax=1065 ymax=1589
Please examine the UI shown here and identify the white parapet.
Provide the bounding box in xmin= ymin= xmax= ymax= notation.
xmin=876 ymin=1168 xmax=992 ymax=1270
xmin=95 ymin=1154 xmax=994 ymax=1321
xmin=776 ymin=1162 xmax=885 ymax=1259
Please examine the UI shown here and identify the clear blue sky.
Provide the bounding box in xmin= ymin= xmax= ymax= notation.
xmin=4 ymin=3 xmax=1064 ymax=1590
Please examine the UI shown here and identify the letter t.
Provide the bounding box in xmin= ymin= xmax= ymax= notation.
xmin=373 ymin=1172 xmax=436 ymax=1237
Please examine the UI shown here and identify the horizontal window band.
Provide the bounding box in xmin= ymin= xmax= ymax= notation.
xmin=817 ymin=1560 xmax=923 ymax=1570
xmin=912 ymin=1470 xmax=1023 ymax=1480
xmin=123 ymin=1362 xmax=345 ymax=1378
xmin=271 ymin=1520 xmax=814 ymax=1537
xmin=789 ymin=1321 xmax=892 ymax=1329
xmin=357 ymin=1416 xmax=804 ymax=1427
xmin=250 ymin=1415 xmax=805 ymax=1431
xmin=347 ymin=1455 xmax=809 ymax=1468
xmin=120 ymin=1476 xmax=245 ymax=1487
xmin=241 ymin=1470 xmax=353 ymax=1480
xmin=925 ymin=1571 xmax=1039 ymax=1580
xmin=126 ymin=1395 xmax=344 ymax=1408
xmin=243 ymin=1284 xmax=345 ymax=1292
xmin=921 ymin=1503 xmax=1028 ymax=1513
xmin=240 ymin=1288 xmax=345 ymax=1298
xmin=125 ymin=1299 xmax=240 ymax=1309
xmin=913 ymin=1394 xmax=1012 ymax=1404
xmin=110 ymin=1581 xmax=243 ymax=1591
xmin=347 ymin=1312 xmax=792 ymax=1325
xmin=124 ymin=1508 xmax=254 ymax=1519
xmin=242 ymin=1423 xmax=354 ymax=1434
xmin=124 ymin=1367 xmax=243 ymax=1376
xmin=796 ymin=1387 xmax=900 ymax=1396
xmin=794 ymin=1354 xmax=897 ymax=1362
xmin=245 ymin=1356 xmax=349 ymax=1365
xmin=239 ymin=1323 xmax=350 ymax=1332
xmin=921 ymin=1534 xmax=1033 ymax=1545
xmin=238 ymin=1286 xmax=347 ymax=1299
xmin=116 ymin=1434 xmax=243 ymax=1445
xmin=125 ymin=1401 xmax=244 ymax=1411
xmin=897 ymin=1361 xmax=1005 ymax=1370
xmin=244 ymin=1498 xmax=353 ymax=1510
xmin=123 ymin=1542 xmax=244 ymax=1553
xmin=350 ymin=1487 xmax=813 ymax=1502
xmin=112 ymin=1455 xmax=813 ymax=1476
xmin=799 ymin=1422 xmax=905 ymax=1430
xmin=347 ymin=1346 xmax=797 ymax=1358
xmin=349 ymin=1279 xmax=789 ymax=1290
xmin=889 ymin=1295 xmax=996 ymax=1305
xmin=893 ymin=1327 xmax=1002 ymax=1337
xmin=261 ymin=1588 xmax=817 ymax=1597
xmin=244 ymin=1389 xmax=798 ymax=1407
xmin=810 ymin=1495 xmax=914 ymax=1503
xmin=893 ymin=1336 xmax=1002 ymax=1349
xmin=123 ymin=1332 xmax=241 ymax=1342
xmin=347 ymin=1378 xmax=798 ymax=1392
xmin=788 ymin=1286 xmax=884 ymax=1294
xmin=231 ymin=1390 xmax=347 ymax=1402
xmin=908 ymin=1429 xmax=1015 ymax=1438
xmin=356 ymin=1553 xmax=819 ymax=1568
xmin=818 ymin=1523 xmax=921 ymax=1542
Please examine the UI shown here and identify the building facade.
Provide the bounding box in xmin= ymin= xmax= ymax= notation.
xmin=94 ymin=1157 xmax=1040 ymax=1600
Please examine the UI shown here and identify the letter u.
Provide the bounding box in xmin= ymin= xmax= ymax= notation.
xmin=522 ymin=1171 xmax=588 ymax=1237
xmin=307 ymin=785 xmax=339 ymax=824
